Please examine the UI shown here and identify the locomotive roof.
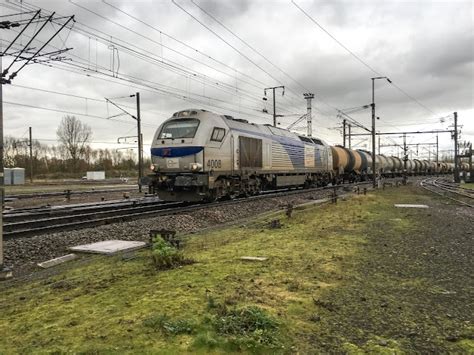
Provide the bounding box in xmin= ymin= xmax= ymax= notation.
xmin=169 ymin=108 xmax=328 ymax=145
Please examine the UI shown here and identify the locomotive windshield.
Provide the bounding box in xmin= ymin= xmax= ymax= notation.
xmin=159 ymin=118 xmax=200 ymax=139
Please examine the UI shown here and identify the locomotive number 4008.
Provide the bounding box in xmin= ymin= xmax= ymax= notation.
xmin=207 ymin=159 xmax=222 ymax=169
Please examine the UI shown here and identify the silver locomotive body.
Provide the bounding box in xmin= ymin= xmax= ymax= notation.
xmin=147 ymin=109 xmax=333 ymax=201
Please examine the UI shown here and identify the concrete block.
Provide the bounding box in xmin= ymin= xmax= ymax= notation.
xmin=38 ymin=254 xmax=77 ymax=268
xmin=240 ymin=256 xmax=268 ymax=261
xmin=394 ymin=204 xmax=429 ymax=208
xmin=70 ymin=240 xmax=146 ymax=255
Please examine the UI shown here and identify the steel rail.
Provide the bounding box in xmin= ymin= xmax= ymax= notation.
xmin=5 ymin=186 xmax=138 ymax=200
xmin=420 ymin=178 xmax=473 ymax=208
xmin=3 ymin=198 xmax=169 ymax=222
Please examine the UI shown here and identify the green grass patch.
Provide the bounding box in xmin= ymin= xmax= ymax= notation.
xmin=461 ymin=182 xmax=474 ymax=190
xmin=0 ymin=185 xmax=470 ymax=353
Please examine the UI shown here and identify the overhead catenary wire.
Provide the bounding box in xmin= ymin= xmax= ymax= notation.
xmin=5 ymin=1 xmax=309 ymax=120
xmin=3 ymin=100 xmax=156 ymax=127
xmin=4 ymin=1 xmax=298 ymax=115
xmin=10 ymin=84 xmax=188 ymax=118
xmin=3 ymin=28 xmax=280 ymax=121
xmin=189 ymin=0 xmax=311 ymax=95
xmin=170 ymin=0 xmax=306 ymax=106
xmin=291 ymin=0 xmax=438 ymax=116
xmin=66 ymin=0 xmax=304 ymax=112
xmin=101 ymin=0 xmax=278 ymax=91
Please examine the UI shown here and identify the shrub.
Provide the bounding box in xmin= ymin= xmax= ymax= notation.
xmin=150 ymin=236 xmax=186 ymax=270
xmin=143 ymin=313 xmax=194 ymax=335
xmin=213 ymin=305 xmax=281 ymax=349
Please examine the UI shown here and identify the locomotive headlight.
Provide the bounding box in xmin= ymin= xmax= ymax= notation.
xmin=190 ymin=163 xmax=202 ymax=172
xmin=150 ymin=164 xmax=159 ymax=171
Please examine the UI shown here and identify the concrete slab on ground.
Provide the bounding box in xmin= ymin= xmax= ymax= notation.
xmin=70 ymin=240 xmax=146 ymax=255
xmin=240 ymin=256 xmax=268 ymax=261
xmin=394 ymin=204 xmax=429 ymax=208
xmin=38 ymin=254 xmax=77 ymax=268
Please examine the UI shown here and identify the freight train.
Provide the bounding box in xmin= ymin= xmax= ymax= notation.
xmin=145 ymin=109 xmax=459 ymax=201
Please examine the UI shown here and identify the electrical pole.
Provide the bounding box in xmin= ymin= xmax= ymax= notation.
xmin=403 ymin=134 xmax=407 ymax=169
xmin=370 ymin=76 xmax=391 ymax=188
xmin=303 ymin=93 xmax=314 ymax=137
xmin=264 ymin=86 xmax=284 ymax=127
xmin=0 ymin=11 xmax=73 ymax=280
xmin=105 ymin=93 xmax=142 ymax=190
xmin=0 ymin=56 xmax=6 ymax=278
xmin=136 ymin=92 xmax=143 ymax=193
xmin=29 ymin=126 xmax=33 ymax=183
xmin=348 ymin=124 xmax=351 ymax=149
xmin=453 ymin=111 xmax=459 ymax=183
xmin=378 ymin=136 xmax=381 ymax=155
xmin=342 ymin=119 xmax=346 ymax=147
xmin=436 ymin=134 xmax=439 ymax=165
xmin=371 ymin=79 xmax=376 ymax=188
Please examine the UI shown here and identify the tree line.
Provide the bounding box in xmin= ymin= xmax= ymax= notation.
xmin=5 ymin=116 xmax=150 ymax=179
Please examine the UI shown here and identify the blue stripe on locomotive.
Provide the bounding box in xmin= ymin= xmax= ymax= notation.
xmin=151 ymin=146 xmax=204 ymax=157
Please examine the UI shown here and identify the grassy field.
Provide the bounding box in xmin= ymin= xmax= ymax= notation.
xmin=0 ymin=186 xmax=472 ymax=353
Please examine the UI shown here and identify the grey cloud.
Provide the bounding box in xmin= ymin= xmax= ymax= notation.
xmin=1 ymin=0 xmax=472 ymax=152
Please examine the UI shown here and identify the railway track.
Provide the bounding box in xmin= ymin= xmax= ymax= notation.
xmin=420 ymin=178 xmax=474 ymax=207
xmin=4 ymin=179 xmax=403 ymax=240
xmin=5 ymin=186 xmax=138 ymax=201
xmin=3 ymin=198 xmax=186 ymax=239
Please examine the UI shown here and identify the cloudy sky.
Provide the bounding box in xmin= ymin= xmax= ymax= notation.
xmin=1 ymin=0 xmax=473 ymax=159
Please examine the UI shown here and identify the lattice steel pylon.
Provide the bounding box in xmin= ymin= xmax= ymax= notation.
xmin=0 ymin=9 xmax=75 ymax=279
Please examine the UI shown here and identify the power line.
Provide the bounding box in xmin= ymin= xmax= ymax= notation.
xmin=5 ymin=2 xmax=277 ymax=111
xmin=5 ymin=4 xmax=304 ymax=118
xmin=292 ymin=0 xmax=438 ymax=116
xmin=67 ymin=0 xmax=298 ymax=111
xmin=171 ymin=0 xmax=304 ymax=103
xmin=101 ymin=0 xmax=274 ymax=91
xmin=9 ymin=84 xmax=176 ymax=118
xmin=188 ymin=0 xmax=311 ymax=110
xmin=4 ymin=28 xmax=274 ymax=120
xmin=190 ymin=0 xmax=310 ymax=94
xmin=3 ymin=100 xmax=156 ymax=127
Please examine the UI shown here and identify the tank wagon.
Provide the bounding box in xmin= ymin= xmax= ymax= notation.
xmin=146 ymin=109 xmax=466 ymax=201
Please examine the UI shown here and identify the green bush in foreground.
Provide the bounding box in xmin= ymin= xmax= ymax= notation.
xmin=211 ymin=305 xmax=282 ymax=350
xmin=143 ymin=314 xmax=194 ymax=335
xmin=150 ymin=236 xmax=187 ymax=270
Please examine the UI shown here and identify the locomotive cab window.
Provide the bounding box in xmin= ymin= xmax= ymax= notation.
xmin=210 ymin=127 xmax=226 ymax=142
xmin=159 ymin=118 xmax=200 ymax=139
xmin=312 ymin=138 xmax=323 ymax=145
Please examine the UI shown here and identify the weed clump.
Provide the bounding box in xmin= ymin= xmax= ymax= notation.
xmin=149 ymin=236 xmax=190 ymax=270
xmin=212 ymin=304 xmax=282 ymax=350
xmin=143 ymin=314 xmax=194 ymax=335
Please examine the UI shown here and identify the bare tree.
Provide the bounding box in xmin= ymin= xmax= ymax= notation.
xmin=56 ymin=116 xmax=92 ymax=170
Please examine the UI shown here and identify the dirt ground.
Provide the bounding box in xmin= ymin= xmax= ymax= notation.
xmin=306 ymin=184 xmax=473 ymax=352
